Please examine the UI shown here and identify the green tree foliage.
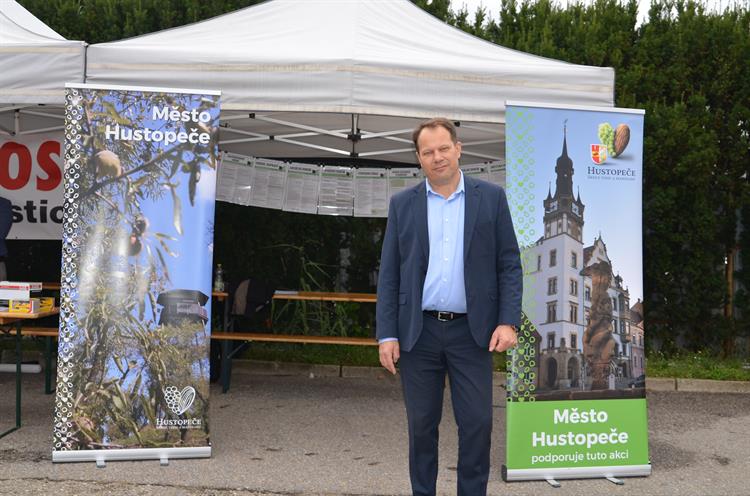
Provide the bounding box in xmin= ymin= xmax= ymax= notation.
xmin=17 ymin=0 xmax=750 ymax=355
xmin=478 ymin=0 xmax=750 ymax=354
xmin=19 ymin=0 xmax=264 ymax=43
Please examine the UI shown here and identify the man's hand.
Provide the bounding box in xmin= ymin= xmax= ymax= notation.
xmin=379 ymin=340 xmax=400 ymax=374
xmin=488 ymin=325 xmax=517 ymax=352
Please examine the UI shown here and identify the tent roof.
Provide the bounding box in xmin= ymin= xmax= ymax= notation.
xmin=0 ymin=0 xmax=85 ymax=104
xmin=87 ymin=0 xmax=614 ymax=124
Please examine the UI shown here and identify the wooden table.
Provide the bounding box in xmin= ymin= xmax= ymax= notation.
xmin=272 ymin=291 xmax=376 ymax=303
xmin=216 ymin=290 xmax=377 ymax=393
xmin=0 ymin=309 xmax=59 ymax=439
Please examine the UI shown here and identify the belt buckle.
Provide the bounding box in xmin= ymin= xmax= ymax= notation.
xmin=437 ymin=311 xmax=451 ymax=322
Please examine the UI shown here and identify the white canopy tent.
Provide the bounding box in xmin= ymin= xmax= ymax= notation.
xmin=0 ymin=0 xmax=85 ymax=135
xmin=86 ymin=0 xmax=615 ymax=164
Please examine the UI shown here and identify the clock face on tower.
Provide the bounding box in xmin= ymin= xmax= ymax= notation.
xmin=550 ymin=201 xmax=558 ymax=211
xmin=572 ymin=203 xmax=579 ymax=215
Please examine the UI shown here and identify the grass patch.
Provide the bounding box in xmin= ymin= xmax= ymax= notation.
xmin=646 ymin=351 xmax=750 ymax=381
xmin=238 ymin=341 xmax=509 ymax=371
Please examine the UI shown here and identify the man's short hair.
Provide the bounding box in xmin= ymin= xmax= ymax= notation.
xmin=412 ymin=118 xmax=458 ymax=153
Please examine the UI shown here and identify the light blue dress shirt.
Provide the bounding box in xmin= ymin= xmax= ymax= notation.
xmin=380 ymin=172 xmax=467 ymax=344
xmin=421 ymin=171 xmax=466 ymax=313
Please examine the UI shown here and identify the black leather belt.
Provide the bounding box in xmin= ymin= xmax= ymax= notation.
xmin=424 ymin=310 xmax=467 ymax=322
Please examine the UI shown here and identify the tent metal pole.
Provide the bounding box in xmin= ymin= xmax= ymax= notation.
xmin=18 ymin=110 xmax=64 ymax=120
xmin=460 ymin=150 xmax=502 ymax=161
xmin=253 ymin=115 xmax=349 ymax=139
xmin=359 ymin=128 xmax=412 ymax=140
xmin=460 ymin=123 xmax=504 ymax=134
xmin=358 ymin=147 xmax=414 ymax=157
xmin=219 ymin=126 xmax=268 ymax=139
xmin=0 ymin=105 xmax=30 ymax=113
xmin=350 ymin=114 xmax=358 ymax=157
xmin=18 ymin=125 xmax=65 ymax=135
xmin=274 ymin=137 xmax=350 ymax=156
xmin=461 ymin=139 xmax=503 ymax=146
xmin=219 ymin=136 xmax=269 ymax=145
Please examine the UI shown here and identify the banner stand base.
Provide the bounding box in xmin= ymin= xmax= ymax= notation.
xmin=53 ymin=446 xmax=210 ymax=464
xmin=502 ymin=464 xmax=651 ymax=483
xmin=545 ymin=477 xmax=560 ymax=488
xmin=606 ymin=475 xmax=625 ymax=485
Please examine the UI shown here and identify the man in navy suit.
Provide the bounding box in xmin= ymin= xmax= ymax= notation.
xmin=376 ymin=118 xmax=522 ymax=495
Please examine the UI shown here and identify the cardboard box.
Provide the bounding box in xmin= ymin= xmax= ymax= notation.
xmin=39 ymin=297 xmax=55 ymax=312
xmin=8 ymin=298 xmax=40 ymax=314
xmin=0 ymin=281 xmax=42 ymax=301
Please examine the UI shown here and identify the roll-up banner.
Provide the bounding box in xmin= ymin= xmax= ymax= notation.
xmin=503 ymin=101 xmax=649 ymax=482
xmin=52 ymin=84 xmax=220 ymax=464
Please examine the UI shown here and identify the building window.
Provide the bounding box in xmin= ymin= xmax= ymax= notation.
xmin=614 ymin=343 xmax=620 ymax=356
xmin=585 ymin=309 xmax=590 ymax=327
xmin=560 ymin=337 xmax=567 ymax=348
xmin=570 ymin=279 xmax=578 ymax=296
xmin=585 ymin=286 xmax=591 ymax=301
xmin=550 ymin=249 xmax=557 ymax=267
xmin=569 ymin=303 xmax=578 ymax=323
xmin=547 ymin=302 xmax=557 ymax=323
xmin=620 ymin=320 xmax=626 ymax=335
xmin=547 ymin=332 xmax=555 ymax=349
xmin=545 ymin=224 xmax=551 ymax=238
xmin=571 ymin=333 xmax=578 ymax=349
xmin=537 ymin=255 xmax=542 ymax=271
xmin=612 ymin=318 xmax=617 ymax=332
xmin=612 ymin=297 xmax=618 ymax=312
xmin=548 ymin=277 xmax=557 ymax=295
xmin=571 ymin=252 xmax=578 ymax=268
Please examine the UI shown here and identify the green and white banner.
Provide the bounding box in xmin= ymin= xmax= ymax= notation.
xmin=503 ymin=101 xmax=649 ymax=481
xmin=53 ymin=84 xmax=220 ymax=464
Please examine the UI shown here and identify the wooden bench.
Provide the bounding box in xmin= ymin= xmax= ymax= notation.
xmin=34 ymin=288 xmax=380 ymax=393
xmin=212 ymin=331 xmax=378 ymax=393
xmin=10 ymin=327 xmax=379 ymax=394
xmin=14 ymin=327 xmax=59 ymax=394
xmin=211 ymin=331 xmax=376 ymax=346
xmin=19 ymin=327 xmax=58 ymax=337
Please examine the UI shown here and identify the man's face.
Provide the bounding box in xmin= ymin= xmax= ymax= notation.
xmin=416 ymin=126 xmax=462 ymax=189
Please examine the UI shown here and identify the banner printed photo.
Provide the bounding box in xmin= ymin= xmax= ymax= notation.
xmin=503 ymin=102 xmax=649 ymax=480
xmin=53 ymin=85 xmax=220 ymax=462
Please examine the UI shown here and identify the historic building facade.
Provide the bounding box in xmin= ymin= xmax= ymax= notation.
xmin=523 ymin=128 xmax=635 ymax=391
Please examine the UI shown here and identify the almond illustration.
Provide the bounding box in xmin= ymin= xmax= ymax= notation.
xmin=613 ymin=124 xmax=630 ymax=157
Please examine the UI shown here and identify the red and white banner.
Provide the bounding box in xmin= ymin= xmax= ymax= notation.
xmin=0 ymin=134 xmax=64 ymax=240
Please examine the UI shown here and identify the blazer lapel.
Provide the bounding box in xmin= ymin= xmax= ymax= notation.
xmin=463 ymin=177 xmax=481 ymax=261
xmin=413 ymin=181 xmax=429 ymax=262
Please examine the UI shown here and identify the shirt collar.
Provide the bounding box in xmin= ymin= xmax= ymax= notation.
xmin=425 ymin=170 xmax=465 ymax=200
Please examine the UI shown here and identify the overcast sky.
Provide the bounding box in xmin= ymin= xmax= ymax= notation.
xmin=456 ymin=0 xmax=738 ymax=26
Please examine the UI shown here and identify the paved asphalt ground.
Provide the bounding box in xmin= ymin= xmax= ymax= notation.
xmin=1 ymin=364 xmax=749 ymax=496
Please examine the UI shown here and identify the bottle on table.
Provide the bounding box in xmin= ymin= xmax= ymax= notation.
xmin=213 ymin=264 xmax=225 ymax=292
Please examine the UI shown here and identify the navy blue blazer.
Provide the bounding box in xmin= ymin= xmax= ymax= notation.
xmin=376 ymin=175 xmax=522 ymax=352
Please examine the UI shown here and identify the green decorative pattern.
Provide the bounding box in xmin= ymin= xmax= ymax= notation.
xmin=505 ymin=106 xmax=538 ymax=402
